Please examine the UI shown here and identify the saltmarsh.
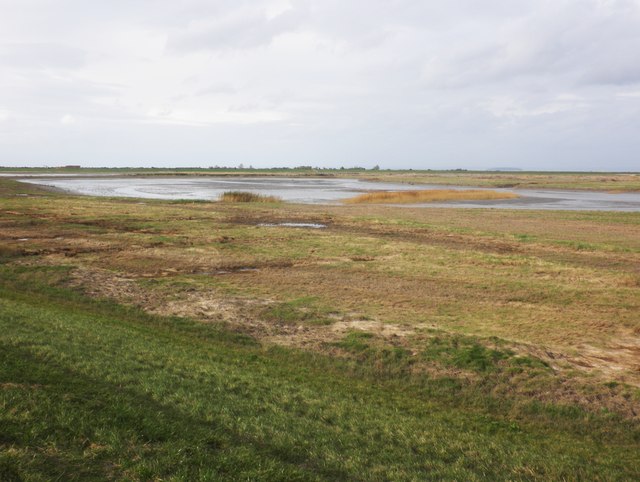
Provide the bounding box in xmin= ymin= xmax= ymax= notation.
xmin=1 ymin=178 xmax=639 ymax=479
xmin=343 ymin=189 xmax=518 ymax=204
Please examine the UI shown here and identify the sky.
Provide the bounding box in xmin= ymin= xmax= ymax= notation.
xmin=1 ymin=0 xmax=639 ymax=171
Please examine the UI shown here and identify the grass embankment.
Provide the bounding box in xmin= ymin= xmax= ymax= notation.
xmin=1 ymin=265 xmax=639 ymax=480
xmin=220 ymin=191 xmax=281 ymax=203
xmin=1 ymin=178 xmax=640 ymax=478
xmin=344 ymin=189 xmax=519 ymax=204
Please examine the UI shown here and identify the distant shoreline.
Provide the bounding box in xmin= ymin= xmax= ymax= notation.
xmin=2 ymin=168 xmax=639 ymax=193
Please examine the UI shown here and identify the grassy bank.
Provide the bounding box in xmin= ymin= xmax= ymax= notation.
xmin=1 ymin=266 xmax=639 ymax=480
xmin=1 ymin=178 xmax=639 ymax=479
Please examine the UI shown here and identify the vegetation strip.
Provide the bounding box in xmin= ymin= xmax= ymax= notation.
xmin=344 ymin=189 xmax=519 ymax=204
xmin=2 ymin=167 xmax=640 ymax=191
xmin=219 ymin=191 xmax=281 ymax=203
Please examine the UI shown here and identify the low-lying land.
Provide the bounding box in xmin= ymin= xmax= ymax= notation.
xmin=1 ymin=177 xmax=639 ymax=479
xmin=3 ymin=166 xmax=640 ymax=191
xmin=344 ymin=189 xmax=519 ymax=204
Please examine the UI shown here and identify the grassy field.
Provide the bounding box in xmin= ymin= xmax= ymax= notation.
xmin=2 ymin=166 xmax=640 ymax=191
xmin=1 ymin=178 xmax=640 ymax=479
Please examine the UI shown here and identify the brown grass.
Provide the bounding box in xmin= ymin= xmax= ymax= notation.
xmin=344 ymin=189 xmax=519 ymax=204
xmin=219 ymin=191 xmax=281 ymax=203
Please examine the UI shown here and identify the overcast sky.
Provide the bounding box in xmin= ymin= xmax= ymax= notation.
xmin=1 ymin=0 xmax=639 ymax=170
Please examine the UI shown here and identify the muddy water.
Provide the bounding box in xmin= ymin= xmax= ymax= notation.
xmin=18 ymin=175 xmax=640 ymax=211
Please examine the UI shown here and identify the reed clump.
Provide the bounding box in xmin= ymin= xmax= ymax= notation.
xmin=344 ymin=189 xmax=519 ymax=204
xmin=220 ymin=191 xmax=281 ymax=203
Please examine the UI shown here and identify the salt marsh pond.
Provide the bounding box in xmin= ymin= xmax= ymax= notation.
xmin=19 ymin=175 xmax=640 ymax=211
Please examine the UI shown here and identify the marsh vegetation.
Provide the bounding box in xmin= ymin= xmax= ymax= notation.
xmin=219 ymin=191 xmax=281 ymax=203
xmin=344 ymin=189 xmax=519 ymax=204
xmin=1 ymin=177 xmax=639 ymax=480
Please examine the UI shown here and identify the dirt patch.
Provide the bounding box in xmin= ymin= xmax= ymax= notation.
xmin=572 ymin=338 xmax=640 ymax=384
xmin=62 ymin=264 xmax=426 ymax=350
xmin=65 ymin=265 xmax=322 ymax=342
xmin=330 ymin=319 xmax=420 ymax=338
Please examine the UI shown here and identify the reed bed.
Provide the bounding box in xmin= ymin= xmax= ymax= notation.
xmin=344 ymin=189 xmax=519 ymax=204
xmin=220 ymin=191 xmax=281 ymax=203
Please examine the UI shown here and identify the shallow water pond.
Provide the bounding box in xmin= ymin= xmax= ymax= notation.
xmin=20 ymin=175 xmax=640 ymax=211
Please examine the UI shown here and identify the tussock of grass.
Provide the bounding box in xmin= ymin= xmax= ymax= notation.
xmin=219 ymin=191 xmax=281 ymax=203
xmin=344 ymin=189 xmax=519 ymax=204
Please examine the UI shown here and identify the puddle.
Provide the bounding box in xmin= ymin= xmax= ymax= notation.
xmin=17 ymin=238 xmax=30 ymax=241
xmin=258 ymin=222 xmax=327 ymax=229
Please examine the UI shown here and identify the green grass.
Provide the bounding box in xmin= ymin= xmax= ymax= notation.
xmin=1 ymin=266 xmax=639 ymax=480
xmin=333 ymin=331 xmax=375 ymax=352
xmin=420 ymin=335 xmax=547 ymax=373
xmin=262 ymin=297 xmax=336 ymax=326
xmin=0 ymin=178 xmax=54 ymax=197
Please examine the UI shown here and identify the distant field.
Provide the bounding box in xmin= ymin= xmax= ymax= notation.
xmin=361 ymin=170 xmax=640 ymax=191
xmin=1 ymin=178 xmax=639 ymax=479
xmin=2 ymin=166 xmax=640 ymax=191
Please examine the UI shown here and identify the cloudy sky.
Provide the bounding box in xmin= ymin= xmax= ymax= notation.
xmin=1 ymin=0 xmax=639 ymax=170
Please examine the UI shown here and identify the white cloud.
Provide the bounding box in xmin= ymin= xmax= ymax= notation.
xmin=616 ymin=90 xmax=640 ymax=98
xmin=60 ymin=114 xmax=77 ymax=125
xmin=168 ymin=5 xmax=304 ymax=52
xmin=481 ymin=94 xmax=587 ymax=120
xmin=0 ymin=0 xmax=638 ymax=169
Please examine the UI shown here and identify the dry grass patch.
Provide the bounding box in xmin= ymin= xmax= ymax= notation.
xmin=220 ymin=191 xmax=281 ymax=203
xmin=344 ymin=189 xmax=519 ymax=204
